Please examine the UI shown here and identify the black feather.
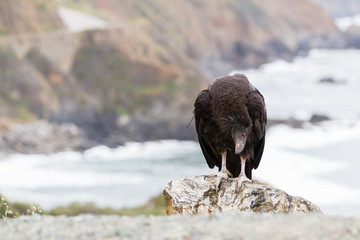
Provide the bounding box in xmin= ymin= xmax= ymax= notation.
xmin=187 ymin=115 xmax=195 ymax=128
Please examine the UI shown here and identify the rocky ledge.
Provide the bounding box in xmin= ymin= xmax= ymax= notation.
xmin=163 ymin=175 xmax=322 ymax=215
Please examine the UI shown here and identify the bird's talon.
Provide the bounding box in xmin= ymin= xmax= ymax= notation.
xmin=210 ymin=170 xmax=231 ymax=192
xmin=235 ymin=174 xmax=252 ymax=191
xmin=224 ymin=169 xmax=233 ymax=178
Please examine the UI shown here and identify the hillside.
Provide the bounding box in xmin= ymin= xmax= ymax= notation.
xmin=0 ymin=0 xmax=64 ymax=35
xmin=0 ymin=0 xmax=340 ymax=150
xmin=57 ymin=0 xmax=338 ymax=73
xmin=310 ymin=0 xmax=360 ymax=18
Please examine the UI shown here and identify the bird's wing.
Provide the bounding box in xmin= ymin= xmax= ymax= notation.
xmin=194 ymin=89 xmax=219 ymax=169
xmin=252 ymin=132 xmax=265 ymax=169
xmin=247 ymin=90 xmax=267 ymax=169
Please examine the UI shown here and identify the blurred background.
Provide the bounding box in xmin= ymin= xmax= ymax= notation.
xmin=0 ymin=0 xmax=359 ymax=216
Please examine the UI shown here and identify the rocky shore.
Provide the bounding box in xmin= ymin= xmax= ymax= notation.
xmin=0 ymin=120 xmax=84 ymax=154
xmin=0 ymin=214 xmax=359 ymax=240
xmin=0 ymin=118 xmax=198 ymax=154
xmin=0 ymin=114 xmax=331 ymax=154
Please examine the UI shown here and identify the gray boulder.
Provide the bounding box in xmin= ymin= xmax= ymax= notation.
xmin=163 ymin=175 xmax=322 ymax=215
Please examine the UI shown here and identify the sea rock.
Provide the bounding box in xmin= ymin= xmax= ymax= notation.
xmin=319 ymin=77 xmax=346 ymax=84
xmin=310 ymin=114 xmax=331 ymax=123
xmin=163 ymin=175 xmax=322 ymax=215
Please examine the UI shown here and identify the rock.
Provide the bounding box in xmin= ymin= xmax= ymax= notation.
xmin=163 ymin=175 xmax=322 ymax=215
xmin=0 ymin=120 xmax=85 ymax=154
xmin=310 ymin=114 xmax=331 ymax=123
xmin=319 ymin=77 xmax=346 ymax=84
xmin=319 ymin=77 xmax=337 ymax=84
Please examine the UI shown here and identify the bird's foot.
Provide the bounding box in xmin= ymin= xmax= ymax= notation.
xmin=219 ymin=168 xmax=233 ymax=178
xmin=208 ymin=170 xmax=233 ymax=192
xmin=234 ymin=173 xmax=252 ymax=191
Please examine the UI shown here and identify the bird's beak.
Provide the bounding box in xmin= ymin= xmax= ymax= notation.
xmin=234 ymin=141 xmax=245 ymax=155
xmin=233 ymin=131 xmax=246 ymax=155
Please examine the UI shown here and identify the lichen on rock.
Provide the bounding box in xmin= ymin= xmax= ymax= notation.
xmin=163 ymin=175 xmax=322 ymax=215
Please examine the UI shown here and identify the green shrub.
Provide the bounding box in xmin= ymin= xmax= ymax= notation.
xmin=48 ymin=194 xmax=166 ymax=216
xmin=0 ymin=194 xmax=42 ymax=219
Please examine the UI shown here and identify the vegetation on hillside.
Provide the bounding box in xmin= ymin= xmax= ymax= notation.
xmin=0 ymin=0 xmax=64 ymax=34
xmin=0 ymin=48 xmax=37 ymax=120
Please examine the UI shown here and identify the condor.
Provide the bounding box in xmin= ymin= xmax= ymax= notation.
xmin=194 ymin=73 xmax=267 ymax=189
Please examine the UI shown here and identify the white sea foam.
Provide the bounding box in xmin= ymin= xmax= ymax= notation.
xmin=0 ymin=140 xmax=206 ymax=208
xmin=257 ymin=121 xmax=360 ymax=213
xmin=83 ymin=140 xmax=200 ymax=161
xmin=231 ymin=49 xmax=360 ymax=120
xmin=335 ymin=14 xmax=360 ymax=31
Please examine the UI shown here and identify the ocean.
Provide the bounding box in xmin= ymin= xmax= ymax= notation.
xmin=1 ymin=49 xmax=360 ymax=215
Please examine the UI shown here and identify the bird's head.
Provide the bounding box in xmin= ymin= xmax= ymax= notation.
xmin=232 ymin=127 xmax=247 ymax=155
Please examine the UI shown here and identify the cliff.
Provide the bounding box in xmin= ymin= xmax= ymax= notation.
xmin=0 ymin=0 xmax=64 ymax=35
xmin=0 ymin=0 xmax=340 ymax=150
xmin=0 ymin=30 xmax=205 ymax=149
xmin=57 ymin=0 xmax=339 ymax=73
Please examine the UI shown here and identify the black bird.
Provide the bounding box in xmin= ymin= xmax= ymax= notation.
xmin=194 ymin=73 xmax=266 ymax=189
